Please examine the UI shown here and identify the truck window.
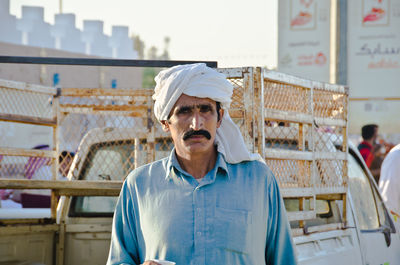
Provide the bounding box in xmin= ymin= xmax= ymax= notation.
xmin=70 ymin=141 xmax=135 ymax=217
xmin=371 ymin=180 xmax=393 ymax=231
xmin=69 ymin=138 xmax=173 ymax=217
xmin=348 ymin=154 xmax=379 ymax=230
xmin=284 ymin=198 xmax=339 ymax=229
xmin=349 ymin=151 xmax=393 ymax=231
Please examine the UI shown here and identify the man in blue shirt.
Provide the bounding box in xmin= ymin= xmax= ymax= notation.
xmin=107 ymin=63 xmax=297 ymax=265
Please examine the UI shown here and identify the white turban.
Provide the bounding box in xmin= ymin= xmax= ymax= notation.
xmin=153 ymin=63 xmax=261 ymax=164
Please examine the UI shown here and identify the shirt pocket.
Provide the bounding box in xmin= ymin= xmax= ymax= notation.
xmin=214 ymin=206 xmax=252 ymax=255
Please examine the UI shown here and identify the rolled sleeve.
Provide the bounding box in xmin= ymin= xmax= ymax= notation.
xmin=107 ymin=180 xmax=140 ymax=265
xmin=265 ymin=174 xmax=297 ymax=265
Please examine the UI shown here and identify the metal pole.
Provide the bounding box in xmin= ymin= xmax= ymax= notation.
xmin=330 ymin=0 xmax=338 ymax=84
xmin=0 ymin=56 xmax=218 ymax=68
xmin=337 ymin=0 xmax=348 ymax=85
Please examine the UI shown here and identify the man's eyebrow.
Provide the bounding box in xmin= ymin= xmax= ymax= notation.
xmin=174 ymin=105 xmax=194 ymax=112
xmin=197 ymin=103 xmax=213 ymax=108
xmin=174 ymin=103 xmax=214 ymax=113
xmin=198 ymin=103 xmax=214 ymax=111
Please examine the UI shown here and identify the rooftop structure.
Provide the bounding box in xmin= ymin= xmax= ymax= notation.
xmin=0 ymin=0 xmax=138 ymax=59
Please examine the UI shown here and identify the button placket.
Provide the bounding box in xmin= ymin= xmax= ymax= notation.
xmin=193 ymin=186 xmax=205 ymax=264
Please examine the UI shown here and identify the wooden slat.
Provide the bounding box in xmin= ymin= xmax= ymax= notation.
xmin=314 ymin=186 xmax=347 ymax=194
xmin=263 ymin=69 xmax=348 ymax=94
xmin=0 ymin=113 xmax=56 ymax=126
xmin=263 ymin=70 xmax=313 ymax=90
xmin=315 ymin=151 xmax=347 ymax=160
xmin=314 ymin=117 xmax=346 ymax=127
xmin=316 ymin=193 xmax=344 ymax=200
xmin=55 ymin=189 xmax=120 ymax=196
xmin=0 ymin=224 xmax=59 ymax=235
xmin=265 ymin=148 xmax=313 ymax=160
xmin=265 ymin=109 xmax=313 ymax=124
xmin=59 ymin=107 xmax=147 ymax=117
xmin=292 ymin=224 xmax=350 ymax=239
xmin=313 ymin=83 xmax=348 ymax=94
xmin=305 ymin=222 xmax=345 ymax=234
xmin=287 ymin=210 xmax=316 ymax=221
xmin=299 ymin=197 xmax=305 ymax=228
xmin=65 ymin=224 xmax=112 ymax=233
xmin=0 ymin=79 xmax=57 ymax=95
xmin=265 ymin=149 xmax=347 ymax=161
xmin=60 ymin=104 xmax=147 ymax=112
xmin=281 ymin=187 xmax=315 ymax=197
xmin=0 ymin=179 xmax=122 ymax=194
xmin=0 ymin=148 xmax=57 ymax=158
xmin=60 ymin=88 xmax=153 ymax=97
xmin=218 ymin=67 xmax=245 ymax=78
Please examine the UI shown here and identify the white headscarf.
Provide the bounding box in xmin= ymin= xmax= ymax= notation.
xmin=153 ymin=63 xmax=261 ymax=164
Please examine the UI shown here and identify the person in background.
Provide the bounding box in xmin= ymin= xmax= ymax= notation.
xmin=358 ymin=124 xmax=381 ymax=182
xmin=10 ymin=147 xmax=75 ymax=207
xmin=8 ymin=145 xmax=52 ymax=207
xmin=379 ymin=143 xmax=400 ymax=220
xmin=107 ymin=63 xmax=297 ymax=265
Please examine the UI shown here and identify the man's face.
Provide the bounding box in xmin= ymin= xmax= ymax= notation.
xmin=373 ymin=127 xmax=379 ymax=143
xmin=161 ymin=94 xmax=223 ymax=157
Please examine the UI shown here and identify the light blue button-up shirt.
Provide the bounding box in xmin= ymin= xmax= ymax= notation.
xmin=107 ymin=150 xmax=297 ymax=265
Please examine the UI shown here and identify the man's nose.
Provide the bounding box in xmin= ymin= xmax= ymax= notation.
xmin=190 ymin=112 xmax=203 ymax=130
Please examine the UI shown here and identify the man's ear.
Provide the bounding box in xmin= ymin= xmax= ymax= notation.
xmin=161 ymin=120 xmax=170 ymax=132
xmin=217 ymin=109 xmax=224 ymax=128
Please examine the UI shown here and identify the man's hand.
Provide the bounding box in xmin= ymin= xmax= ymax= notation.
xmin=141 ymin=261 xmax=161 ymax=265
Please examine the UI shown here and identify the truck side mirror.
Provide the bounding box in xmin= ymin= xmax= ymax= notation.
xmin=382 ymin=225 xmax=391 ymax=247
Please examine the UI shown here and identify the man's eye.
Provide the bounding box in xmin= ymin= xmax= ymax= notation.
xmin=200 ymin=105 xmax=212 ymax=112
xmin=177 ymin=107 xmax=191 ymax=114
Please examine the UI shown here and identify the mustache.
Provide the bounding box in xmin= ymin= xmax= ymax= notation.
xmin=182 ymin=129 xmax=211 ymax=141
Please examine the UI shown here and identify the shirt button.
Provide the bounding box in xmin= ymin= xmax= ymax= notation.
xmin=197 ymin=231 xmax=202 ymax=236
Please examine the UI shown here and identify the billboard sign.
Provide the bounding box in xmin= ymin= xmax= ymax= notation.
xmin=348 ymin=0 xmax=400 ymax=135
xmin=278 ymin=0 xmax=331 ymax=82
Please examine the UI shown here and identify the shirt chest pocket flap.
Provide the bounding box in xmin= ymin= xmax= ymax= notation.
xmin=214 ymin=207 xmax=252 ymax=254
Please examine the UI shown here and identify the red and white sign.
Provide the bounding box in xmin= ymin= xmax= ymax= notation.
xmin=362 ymin=0 xmax=389 ymax=25
xmin=348 ymin=0 xmax=400 ymax=134
xmin=278 ymin=0 xmax=331 ymax=82
xmin=348 ymin=0 xmax=400 ymax=97
xmin=290 ymin=0 xmax=316 ymax=29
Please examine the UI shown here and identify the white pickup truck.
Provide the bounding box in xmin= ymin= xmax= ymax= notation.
xmin=2 ymin=128 xmax=399 ymax=265
xmin=0 ymin=67 xmax=399 ymax=265
xmin=59 ymin=127 xmax=399 ymax=265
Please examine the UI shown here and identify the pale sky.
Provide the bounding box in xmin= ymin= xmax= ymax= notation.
xmin=10 ymin=0 xmax=278 ymax=68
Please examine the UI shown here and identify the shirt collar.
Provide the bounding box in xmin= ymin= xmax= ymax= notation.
xmin=165 ymin=148 xmax=230 ymax=180
xmin=361 ymin=140 xmax=373 ymax=148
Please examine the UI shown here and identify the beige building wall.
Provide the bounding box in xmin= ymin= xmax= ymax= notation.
xmin=0 ymin=42 xmax=143 ymax=89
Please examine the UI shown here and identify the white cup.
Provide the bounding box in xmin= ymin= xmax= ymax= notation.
xmin=150 ymin=259 xmax=176 ymax=265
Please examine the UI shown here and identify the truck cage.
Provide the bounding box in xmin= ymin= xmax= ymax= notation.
xmin=0 ymin=56 xmax=348 ymax=236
